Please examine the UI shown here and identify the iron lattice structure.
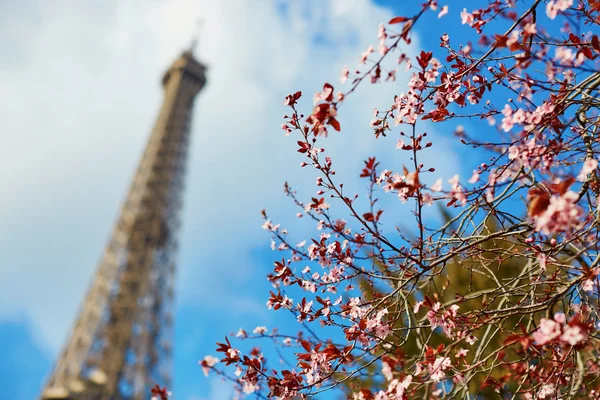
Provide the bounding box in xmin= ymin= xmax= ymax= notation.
xmin=41 ymin=50 xmax=207 ymax=400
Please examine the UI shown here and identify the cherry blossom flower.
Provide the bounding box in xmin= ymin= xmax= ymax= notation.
xmin=582 ymin=279 xmax=594 ymax=292
xmin=537 ymin=384 xmax=556 ymax=399
xmin=414 ymin=300 xmax=424 ymax=314
xmin=236 ymin=328 xmax=247 ymax=338
xmin=448 ymin=175 xmax=467 ymax=206
xmin=219 ymin=4 xmax=600 ymax=398
xmin=340 ymin=65 xmax=349 ymax=84
xmin=429 ymin=357 xmax=452 ymax=382
xmin=546 ymin=0 xmax=573 ymax=20
xmin=200 ymin=355 xmax=219 ymax=377
xmin=532 ymin=318 xmax=561 ymax=345
xmin=252 ymin=326 xmax=268 ymax=335
xmin=468 ymin=170 xmax=480 ymax=184
xmin=533 ymin=191 xmax=583 ymax=235
xmin=360 ymin=45 xmax=374 ymax=64
xmin=578 ymin=158 xmax=598 ymax=181
xmin=388 ymin=375 xmax=412 ymax=397
xmin=561 ymin=325 xmax=585 ymax=346
xmin=430 ymin=178 xmax=443 ymax=192
xmin=523 ymin=22 xmax=536 ymax=35
xmin=438 ymin=5 xmax=448 ymax=18
xmin=456 ymin=348 xmax=469 ymax=358
xmin=460 ymin=8 xmax=474 ymax=25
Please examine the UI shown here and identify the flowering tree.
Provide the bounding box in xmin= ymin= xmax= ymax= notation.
xmin=199 ymin=1 xmax=600 ymax=399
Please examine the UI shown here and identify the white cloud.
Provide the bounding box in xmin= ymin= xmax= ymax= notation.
xmin=0 ymin=0 xmax=461 ymax=356
xmin=191 ymin=376 xmax=234 ymax=400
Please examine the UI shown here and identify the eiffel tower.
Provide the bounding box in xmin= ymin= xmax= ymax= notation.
xmin=40 ymin=46 xmax=207 ymax=400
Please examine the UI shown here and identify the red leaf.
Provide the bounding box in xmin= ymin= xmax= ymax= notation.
xmin=416 ymin=50 xmax=433 ymax=69
xmin=422 ymin=107 xmax=449 ymax=122
xmin=359 ymin=319 xmax=367 ymax=330
xmin=592 ymin=35 xmax=600 ymax=52
xmin=297 ymin=141 xmax=311 ymax=153
xmin=569 ymin=33 xmax=581 ymax=44
xmin=300 ymin=340 xmax=311 ymax=352
xmin=329 ymin=117 xmax=341 ymax=131
xmin=388 ymin=16 xmax=408 ymax=24
xmin=582 ymin=47 xmax=595 ymax=60
xmin=494 ymin=34 xmax=508 ymax=49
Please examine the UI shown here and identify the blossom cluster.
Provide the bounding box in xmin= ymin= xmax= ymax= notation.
xmin=198 ymin=2 xmax=600 ymax=399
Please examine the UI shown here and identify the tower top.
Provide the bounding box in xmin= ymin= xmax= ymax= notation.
xmin=162 ymin=48 xmax=207 ymax=92
xmin=188 ymin=18 xmax=205 ymax=56
xmin=160 ymin=18 xmax=207 ymax=91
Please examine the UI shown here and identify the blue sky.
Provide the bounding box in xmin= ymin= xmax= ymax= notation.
xmin=0 ymin=0 xmax=483 ymax=398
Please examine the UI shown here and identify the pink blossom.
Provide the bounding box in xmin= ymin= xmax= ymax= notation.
xmin=582 ymin=279 xmax=594 ymax=292
xmin=388 ymin=375 xmax=412 ymax=397
xmin=377 ymin=23 xmax=386 ymax=41
xmin=448 ymin=175 xmax=467 ymax=206
xmin=313 ymin=85 xmax=334 ymax=105
xmin=555 ymin=46 xmax=576 ymax=66
xmin=468 ymin=170 xmax=480 ymax=184
xmin=261 ymin=220 xmax=272 ymax=230
xmin=414 ymin=300 xmax=424 ymax=313
xmin=298 ymin=300 xmax=313 ymax=314
xmin=366 ymin=308 xmax=390 ymax=339
xmin=508 ymin=137 xmax=556 ymax=173
xmin=532 ymin=318 xmax=561 ymax=345
xmin=438 ymin=5 xmax=448 ymax=18
xmin=360 ymin=45 xmax=374 ymax=64
xmin=252 ymin=326 xmax=268 ymax=335
xmin=546 ymin=0 xmax=573 ymax=20
xmin=200 ymin=355 xmax=219 ymax=377
xmin=227 ymin=348 xmax=239 ymax=358
xmin=236 ymin=328 xmax=247 ymax=338
xmin=429 ymin=357 xmax=452 ymax=382
xmin=534 ymin=191 xmax=583 ymax=235
xmin=460 ymin=8 xmax=474 ymax=25
xmin=537 ymin=384 xmax=556 ymax=399
xmin=308 ymin=244 xmax=319 ymax=260
xmin=430 ymin=178 xmax=443 ymax=192
xmin=578 ymin=158 xmax=598 ymax=181
xmin=512 ymin=108 xmax=526 ymax=124
xmin=554 ymin=312 xmax=566 ymax=324
xmin=538 ymin=253 xmax=547 ymax=271
xmin=382 ymin=361 xmax=393 ymax=381
xmin=340 ymin=65 xmax=349 ymax=84
xmin=281 ymin=123 xmax=292 ymax=135
xmin=501 ymin=105 xmax=514 ymax=132
xmin=243 ymin=383 xmax=258 ymax=394
xmin=523 ymin=22 xmax=537 ymax=35
xmin=545 ymin=61 xmax=555 ymax=82
xmin=465 ymin=333 xmax=477 ymax=345
xmin=561 ymin=325 xmax=585 ymax=346
xmin=456 ymin=348 xmax=469 ymax=357
xmin=301 ymin=280 xmax=317 ymax=293
xmin=422 ymin=192 xmax=434 ymax=206
xmin=506 ymin=31 xmax=520 ymax=49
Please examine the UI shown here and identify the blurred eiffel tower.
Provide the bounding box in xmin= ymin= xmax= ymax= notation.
xmin=40 ymin=36 xmax=207 ymax=400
